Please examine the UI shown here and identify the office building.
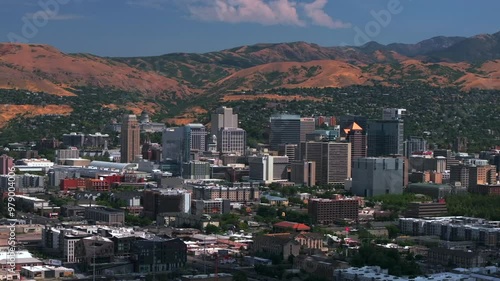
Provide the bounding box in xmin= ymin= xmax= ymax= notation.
xmin=405 ymin=202 xmax=448 ymax=218
xmin=211 ymin=106 xmax=238 ymax=136
xmin=182 ymin=161 xmax=211 ymax=180
xmin=278 ymin=144 xmax=298 ymax=161
xmin=344 ymin=122 xmax=367 ymax=161
xmin=192 ymin=185 xmax=259 ymax=202
xmin=300 ymin=118 xmax=316 ymax=143
xmin=85 ymin=132 xmax=110 ymax=148
xmin=269 ymin=114 xmax=301 ymax=150
xmin=162 ymin=127 xmax=184 ymax=162
xmin=191 ymin=199 xmax=231 ymax=216
xmin=382 ymin=108 xmax=406 ymax=120
xmin=428 ymin=248 xmax=485 ymax=268
xmin=469 ymin=184 xmax=500 ymax=196
xmin=62 ymin=132 xmax=85 ymax=148
xmin=338 ymin=115 xmax=368 ymax=137
xmin=131 ymin=237 xmax=187 ymax=274
xmin=19 ymin=150 xmax=39 ymax=159
xmin=84 ymin=207 xmax=125 ymax=226
xmin=219 ymin=127 xmax=246 ymax=155
xmin=142 ymin=189 xmax=191 ymax=219
xmin=75 ymin=236 xmax=115 ymax=268
xmin=183 ymin=124 xmax=207 ymax=161
xmin=0 ymin=154 xmax=14 ymax=175
xmin=405 ymin=136 xmax=427 ymax=157
xmin=367 ymin=119 xmax=404 ymax=157
xmin=308 ymin=198 xmax=359 ymax=224
xmin=248 ymin=155 xmax=289 ymax=184
xmin=120 ymin=114 xmax=140 ymax=163
xmin=450 ymin=164 xmax=496 ymax=189
xmin=141 ymin=140 xmax=162 ymax=163
xmin=290 ymin=161 xmax=316 ymax=187
xmin=300 ymin=142 xmax=351 ymax=185
xmin=0 ymin=174 xmax=45 ymax=193
xmin=55 ymin=147 xmax=79 ymax=163
xmin=409 ymin=156 xmax=446 ymax=173
xmin=351 ymin=157 xmax=404 ymax=197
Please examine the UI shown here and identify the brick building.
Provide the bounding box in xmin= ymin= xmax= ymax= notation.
xmin=308 ymin=198 xmax=358 ymax=224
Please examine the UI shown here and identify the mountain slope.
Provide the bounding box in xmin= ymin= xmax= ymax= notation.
xmin=0 ymin=43 xmax=194 ymax=97
xmin=426 ymin=32 xmax=500 ymax=62
xmin=386 ymin=36 xmax=466 ymax=57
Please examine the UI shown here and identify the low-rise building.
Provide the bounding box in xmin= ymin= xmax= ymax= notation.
xmin=407 ymin=183 xmax=452 ymax=200
xmin=405 ymin=202 xmax=448 ymax=218
xmin=75 ymin=236 xmax=115 ymax=270
xmin=468 ymin=184 xmax=500 ymax=196
xmin=21 ymin=265 xmax=74 ymax=279
xmin=294 ymin=232 xmax=324 ymax=250
xmin=427 ymin=247 xmax=485 ymax=268
xmin=191 ymin=199 xmax=231 ymax=216
xmin=131 ymin=236 xmax=187 ymax=274
xmin=0 ymin=250 xmax=43 ymax=271
xmin=251 ymin=233 xmax=300 ymax=260
xmin=273 ymin=221 xmax=311 ymax=233
xmin=308 ymin=198 xmax=359 ymax=224
xmin=84 ymin=207 xmax=125 ymax=226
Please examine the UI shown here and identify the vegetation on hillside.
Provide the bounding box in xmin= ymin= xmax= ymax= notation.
xmin=1 ymin=83 xmax=499 ymax=153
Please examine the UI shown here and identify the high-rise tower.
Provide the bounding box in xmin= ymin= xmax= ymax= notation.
xmin=120 ymin=114 xmax=140 ymax=163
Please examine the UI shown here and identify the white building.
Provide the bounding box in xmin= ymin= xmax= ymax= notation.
xmin=248 ymin=155 xmax=289 ymax=184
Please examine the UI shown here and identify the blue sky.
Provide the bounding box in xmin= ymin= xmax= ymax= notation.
xmin=0 ymin=0 xmax=499 ymax=57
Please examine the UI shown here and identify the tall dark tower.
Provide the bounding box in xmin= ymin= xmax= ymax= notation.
xmin=120 ymin=114 xmax=140 ymax=163
xmin=345 ymin=122 xmax=367 ymax=161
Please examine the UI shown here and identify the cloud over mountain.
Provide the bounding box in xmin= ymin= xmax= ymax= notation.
xmin=129 ymin=0 xmax=349 ymax=29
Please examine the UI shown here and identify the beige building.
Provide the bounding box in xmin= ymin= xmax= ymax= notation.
xmin=120 ymin=114 xmax=140 ymax=163
xmin=290 ymin=161 xmax=316 ymax=187
xmin=300 ymin=142 xmax=351 ymax=185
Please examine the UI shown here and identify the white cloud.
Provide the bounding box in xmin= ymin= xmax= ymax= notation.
xmin=186 ymin=0 xmax=304 ymax=26
xmin=303 ymin=0 xmax=350 ymax=29
xmin=127 ymin=0 xmax=350 ymax=29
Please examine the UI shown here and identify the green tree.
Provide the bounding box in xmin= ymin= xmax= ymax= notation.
xmin=205 ymin=224 xmax=221 ymax=234
xmin=386 ymin=225 xmax=400 ymax=239
xmin=232 ymin=271 xmax=248 ymax=281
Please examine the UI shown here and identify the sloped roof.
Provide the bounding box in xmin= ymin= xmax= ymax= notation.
xmin=274 ymin=221 xmax=311 ymax=231
xmin=345 ymin=122 xmax=363 ymax=135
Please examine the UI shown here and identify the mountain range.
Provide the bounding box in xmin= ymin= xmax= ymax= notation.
xmin=0 ymin=31 xmax=500 ymax=126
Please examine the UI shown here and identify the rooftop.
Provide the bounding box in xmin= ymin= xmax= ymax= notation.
xmin=88 ymin=161 xmax=137 ymax=171
xmin=274 ymin=221 xmax=311 ymax=231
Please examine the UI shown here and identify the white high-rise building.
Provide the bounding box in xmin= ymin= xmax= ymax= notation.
xmin=219 ymin=128 xmax=246 ymax=155
xmin=211 ymin=107 xmax=246 ymax=155
xmin=211 ymin=106 xmax=238 ymax=136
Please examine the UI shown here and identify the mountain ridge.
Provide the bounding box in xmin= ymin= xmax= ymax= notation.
xmin=0 ymin=31 xmax=499 ymax=100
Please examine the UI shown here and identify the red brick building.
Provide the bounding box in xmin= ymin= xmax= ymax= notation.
xmin=469 ymin=184 xmax=500 ymax=196
xmin=60 ymin=178 xmax=86 ymax=192
xmin=308 ymin=198 xmax=359 ymax=224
